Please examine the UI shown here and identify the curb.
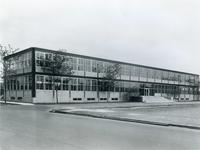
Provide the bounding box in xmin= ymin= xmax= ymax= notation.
xmin=50 ymin=109 xmax=200 ymax=130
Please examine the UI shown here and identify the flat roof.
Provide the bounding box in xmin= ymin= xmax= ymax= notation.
xmin=4 ymin=47 xmax=199 ymax=76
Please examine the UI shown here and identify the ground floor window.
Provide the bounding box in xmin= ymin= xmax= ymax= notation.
xmin=63 ymin=77 xmax=69 ymax=90
xmin=36 ymin=75 xmax=44 ymax=89
xmin=45 ymin=76 xmax=52 ymax=90
xmin=33 ymin=75 xmax=198 ymax=100
xmin=6 ymin=75 xmax=32 ymax=91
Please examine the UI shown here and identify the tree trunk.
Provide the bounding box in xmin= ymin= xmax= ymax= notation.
xmin=56 ymin=88 xmax=58 ymax=104
xmin=4 ymin=77 xmax=6 ymax=104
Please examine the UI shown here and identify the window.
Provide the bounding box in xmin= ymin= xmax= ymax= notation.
xmin=114 ymin=81 xmax=120 ymax=92
xmin=86 ymin=79 xmax=91 ymax=91
xmin=131 ymin=66 xmax=140 ymax=77
xmin=92 ymin=80 xmax=97 ymax=91
xmin=71 ymin=57 xmax=77 ymax=70
xmin=155 ymin=70 xmax=162 ymax=80
xmin=174 ymin=73 xmax=180 ymax=82
xmin=124 ymin=82 xmax=130 ymax=92
xmin=28 ymin=75 xmax=32 ymax=90
xmin=78 ymin=58 xmax=84 ymax=71
xmin=140 ymin=67 xmax=148 ymax=78
xmin=36 ymin=75 xmax=44 ymax=89
xmin=169 ymin=72 xmax=175 ymax=82
xmin=24 ymin=76 xmax=28 ymax=90
xmin=120 ymin=82 xmax=124 ymax=92
xmin=17 ymin=78 xmax=20 ymax=90
xmin=63 ymin=77 xmax=69 ymax=90
xmin=45 ymin=53 xmax=52 ymax=67
xmin=54 ymin=77 xmax=61 ymax=90
xmin=85 ymin=59 xmax=91 ymax=72
xmin=121 ymin=65 xmax=130 ymax=76
xmin=45 ymin=76 xmax=52 ymax=90
xmin=92 ymin=60 xmax=97 ymax=72
xmin=71 ymin=78 xmax=77 ymax=91
xmin=148 ymin=69 xmax=155 ymax=80
xmin=162 ymin=71 xmax=169 ymax=81
xmin=36 ymin=52 xmax=45 ymax=67
xmin=20 ymin=77 xmax=24 ymax=90
xmin=78 ymin=78 xmax=84 ymax=91
xmin=180 ymin=74 xmax=186 ymax=84
xmin=10 ymin=79 xmax=13 ymax=90
xmin=98 ymin=61 xmax=104 ymax=73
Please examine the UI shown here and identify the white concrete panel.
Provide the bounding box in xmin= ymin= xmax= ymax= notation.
xmin=85 ymin=72 xmax=97 ymax=77
xmin=99 ymin=92 xmax=108 ymax=102
xmin=140 ymin=77 xmax=147 ymax=82
xmin=85 ymin=91 xmax=98 ymax=102
xmin=169 ymin=81 xmax=174 ymax=84
xmin=8 ymin=90 xmax=33 ymax=103
xmin=34 ymin=90 xmax=54 ymax=103
xmin=98 ymin=73 xmax=105 ymax=78
xmin=121 ymin=75 xmax=129 ymax=80
xmin=131 ymin=76 xmax=139 ymax=81
xmin=57 ymin=91 xmax=70 ymax=103
xmin=109 ymin=92 xmax=120 ymax=102
xmin=162 ymin=80 xmax=168 ymax=84
xmin=148 ymin=78 xmax=154 ymax=82
xmin=23 ymin=90 xmax=32 ymax=103
xmin=74 ymin=70 xmax=84 ymax=76
xmin=71 ymin=91 xmax=84 ymax=102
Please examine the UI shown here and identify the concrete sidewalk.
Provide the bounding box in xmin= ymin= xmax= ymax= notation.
xmin=0 ymin=100 xmax=34 ymax=106
xmin=51 ymin=101 xmax=200 ymax=130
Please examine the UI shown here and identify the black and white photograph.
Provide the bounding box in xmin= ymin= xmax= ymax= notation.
xmin=0 ymin=0 xmax=200 ymax=150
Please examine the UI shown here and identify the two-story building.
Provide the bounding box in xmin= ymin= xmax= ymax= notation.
xmin=4 ymin=47 xmax=199 ymax=103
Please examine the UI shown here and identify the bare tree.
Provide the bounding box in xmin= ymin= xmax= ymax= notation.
xmin=102 ymin=63 xmax=121 ymax=100
xmin=40 ymin=50 xmax=74 ymax=103
xmin=0 ymin=44 xmax=19 ymax=103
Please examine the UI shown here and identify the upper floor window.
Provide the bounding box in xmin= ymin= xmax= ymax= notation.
xmin=97 ymin=61 xmax=104 ymax=73
xmin=162 ymin=71 xmax=169 ymax=81
xmin=155 ymin=70 xmax=162 ymax=80
xmin=85 ymin=59 xmax=91 ymax=72
xmin=71 ymin=57 xmax=77 ymax=70
xmin=92 ymin=60 xmax=97 ymax=72
xmin=121 ymin=65 xmax=130 ymax=76
xmin=140 ymin=67 xmax=148 ymax=78
xmin=36 ymin=52 xmax=45 ymax=67
xmin=78 ymin=58 xmax=84 ymax=71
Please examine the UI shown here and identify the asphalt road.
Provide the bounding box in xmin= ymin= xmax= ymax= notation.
xmin=0 ymin=105 xmax=200 ymax=150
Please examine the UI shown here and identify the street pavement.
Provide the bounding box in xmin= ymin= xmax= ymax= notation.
xmin=52 ymin=101 xmax=200 ymax=129
xmin=0 ymin=104 xmax=200 ymax=150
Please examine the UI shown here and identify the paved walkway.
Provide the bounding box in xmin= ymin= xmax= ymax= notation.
xmin=51 ymin=101 xmax=200 ymax=130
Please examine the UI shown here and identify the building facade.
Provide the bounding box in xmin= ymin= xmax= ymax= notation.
xmin=4 ymin=47 xmax=199 ymax=103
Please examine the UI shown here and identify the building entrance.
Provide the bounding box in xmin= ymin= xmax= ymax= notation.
xmin=144 ymin=88 xmax=150 ymax=96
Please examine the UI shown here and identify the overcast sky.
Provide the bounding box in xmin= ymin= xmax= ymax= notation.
xmin=1 ymin=0 xmax=200 ymax=74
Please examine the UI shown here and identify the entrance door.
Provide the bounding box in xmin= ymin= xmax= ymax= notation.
xmin=144 ymin=88 xmax=150 ymax=96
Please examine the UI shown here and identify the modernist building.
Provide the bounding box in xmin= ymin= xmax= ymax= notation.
xmin=4 ymin=47 xmax=199 ymax=103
